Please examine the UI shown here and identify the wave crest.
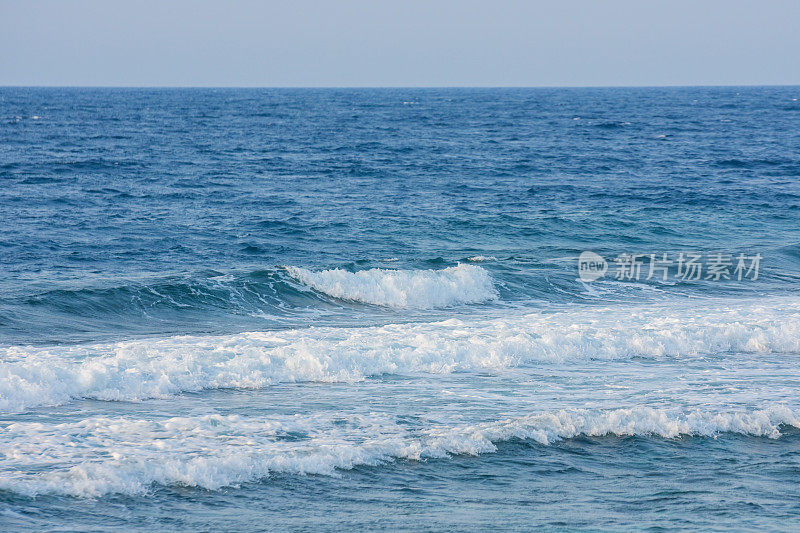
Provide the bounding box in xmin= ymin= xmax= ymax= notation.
xmin=2 ymin=298 xmax=800 ymax=413
xmin=283 ymin=264 xmax=497 ymax=308
xmin=1 ymin=405 xmax=797 ymax=497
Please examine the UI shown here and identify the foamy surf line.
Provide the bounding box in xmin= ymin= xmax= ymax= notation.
xmin=2 ymin=297 xmax=800 ymax=413
xmin=283 ymin=264 xmax=497 ymax=307
xmin=1 ymin=405 xmax=798 ymax=498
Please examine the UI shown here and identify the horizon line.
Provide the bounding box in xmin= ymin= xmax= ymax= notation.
xmin=2 ymin=83 xmax=799 ymax=90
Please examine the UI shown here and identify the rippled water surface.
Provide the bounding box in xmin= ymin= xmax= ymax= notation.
xmin=1 ymin=87 xmax=800 ymax=530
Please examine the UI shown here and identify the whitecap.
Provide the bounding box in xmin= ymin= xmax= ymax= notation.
xmin=2 ymin=297 xmax=800 ymax=413
xmin=465 ymin=255 xmax=497 ymax=262
xmin=283 ymin=264 xmax=497 ymax=308
xmin=1 ymin=405 xmax=797 ymax=497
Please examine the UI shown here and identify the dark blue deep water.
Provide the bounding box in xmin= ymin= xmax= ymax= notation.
xmin=1 ymin=87 xmax=800 ymax=531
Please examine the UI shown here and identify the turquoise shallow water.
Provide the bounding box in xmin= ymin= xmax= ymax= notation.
xmin=1 ymin=87 xmax=800 ymax=530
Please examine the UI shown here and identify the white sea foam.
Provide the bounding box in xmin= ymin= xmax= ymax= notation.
xmin=2 ymin=297 xmax=800 ymax=413
xmin=465 ymin=255 xmax=497 ymax=262
xmin=1 ymin=405 xmax=797 ymax=497
xmin=283 ymin=264 xmax=497 ymax=307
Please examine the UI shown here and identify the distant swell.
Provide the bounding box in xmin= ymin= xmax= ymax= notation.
xmin=283 ymin=264 xmax=497 ymax=308
xmin=1 ymin=405 xmax=798 ymax=497
xmin=2 ymin=297 xmax=800 ymax=413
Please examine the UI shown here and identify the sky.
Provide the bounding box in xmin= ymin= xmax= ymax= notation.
xmin=1 ymin=0 xmax=799 ymax=87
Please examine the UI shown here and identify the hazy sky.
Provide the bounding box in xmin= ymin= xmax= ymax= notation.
xmin=2 ymin=0 xmax=798 ymax=87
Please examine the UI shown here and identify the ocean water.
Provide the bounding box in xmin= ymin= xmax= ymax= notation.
xmin=1 ymin=86 xmax=800 ymax=531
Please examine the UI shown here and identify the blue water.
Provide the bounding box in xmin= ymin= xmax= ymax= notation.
xmin=1 ymin=87 xmax=800 ymax=531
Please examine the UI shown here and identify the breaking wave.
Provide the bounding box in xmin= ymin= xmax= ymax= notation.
xmin=2 ymin=297 xmax=800 ymax=413
xmin=283 ymin=264 xmax=497 ymax=308
xmin=1 ymin=405 xmax=797 ymax=497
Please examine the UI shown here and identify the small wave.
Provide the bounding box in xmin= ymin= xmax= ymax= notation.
xmin=283 ymin=264 xmax=497 ymax=308
xmin=1 ymin=405 xmax=797 ymax=497
xmin=464 ymin=255 xmax=497 ymax=263
xmin=593 ymin=121 xmax=629 ymax=129
xmin=2 ymin=297 xmax=800 ymax=413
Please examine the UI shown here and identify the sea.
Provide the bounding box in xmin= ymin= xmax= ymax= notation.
xmin=1 ymin=87 xmax=800 ymax=531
